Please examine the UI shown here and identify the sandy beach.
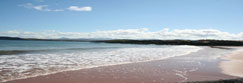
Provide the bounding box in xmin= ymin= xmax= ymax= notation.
xmin=5 ymin=47 xmax=237 ymax=83
xmin=1 ymin=0 xmax=243 ymax=82
xmin=220 ymin=48 xmax=243 ymax=77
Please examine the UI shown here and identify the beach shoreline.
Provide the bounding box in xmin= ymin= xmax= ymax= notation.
xmin=220 ymin=48 xmax=243 ymax=78
xmin=4 ymin=46 xmax=237 ymax=83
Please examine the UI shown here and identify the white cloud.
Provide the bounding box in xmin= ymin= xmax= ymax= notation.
xmin=1 ymin=28 xmax=243 ymax=40
xmin=19 ymin=3 xmax=64 ymax=12
xmin=67 ymin=6 xmax=92 ymax=11
xmin=19 ymin=3 xmax=92 ymax=12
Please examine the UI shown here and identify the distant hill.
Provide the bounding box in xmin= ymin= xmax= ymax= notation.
xmin=0 ymin=36 xmax=111 ymax=42
xmin=93 ymin=39 xmax=243 ymax=46
xmin=1 ymin=36 xmax=243 ymax=46
xmin=0 ymin=36 xmax=25 ymax=40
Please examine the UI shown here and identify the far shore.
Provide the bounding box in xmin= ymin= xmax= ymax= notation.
xmin=2 ymin=36 xmax=243 ymax=46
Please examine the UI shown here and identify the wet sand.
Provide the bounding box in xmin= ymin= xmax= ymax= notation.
xmin=6 ymin=47 xmax=237 ymax=83
xmin=220 ymin=49 xmax=243 ymax=77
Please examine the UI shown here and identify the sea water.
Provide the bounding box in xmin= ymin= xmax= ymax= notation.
xmin=0 ymin=40 xmax=202 ymax=82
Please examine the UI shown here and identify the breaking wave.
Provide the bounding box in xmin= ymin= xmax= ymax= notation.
xmin=0 ymin=45 xmax=201 ymax=82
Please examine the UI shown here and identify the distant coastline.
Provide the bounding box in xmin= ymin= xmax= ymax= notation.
xmin=0 ymin=36 xmax=108 ymax=42
xmin=94 ymin=39 xmax=243 ymax=46
xmin=1 ymin=36 xmax=243 ymax=46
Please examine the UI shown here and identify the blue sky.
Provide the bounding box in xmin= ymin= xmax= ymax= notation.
xmin=0 ymin=0 xmax=243 ymax=39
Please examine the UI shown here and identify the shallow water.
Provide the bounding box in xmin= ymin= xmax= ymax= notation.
xmin=0 ymin=40 xmax=202 ymax=82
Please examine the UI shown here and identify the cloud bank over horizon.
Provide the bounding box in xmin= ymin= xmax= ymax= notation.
xmin=0 ymin=28 xmax=243 ymax=40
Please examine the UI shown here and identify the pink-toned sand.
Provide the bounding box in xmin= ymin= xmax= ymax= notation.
xmin=5 ymin=47 xmax=237 ymax=83
xmin=220 ymin=49 xmax=243 ymax=77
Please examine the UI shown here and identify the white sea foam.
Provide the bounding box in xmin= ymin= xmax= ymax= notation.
xmin=0 ymin=45 xmax=201 ymax=82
